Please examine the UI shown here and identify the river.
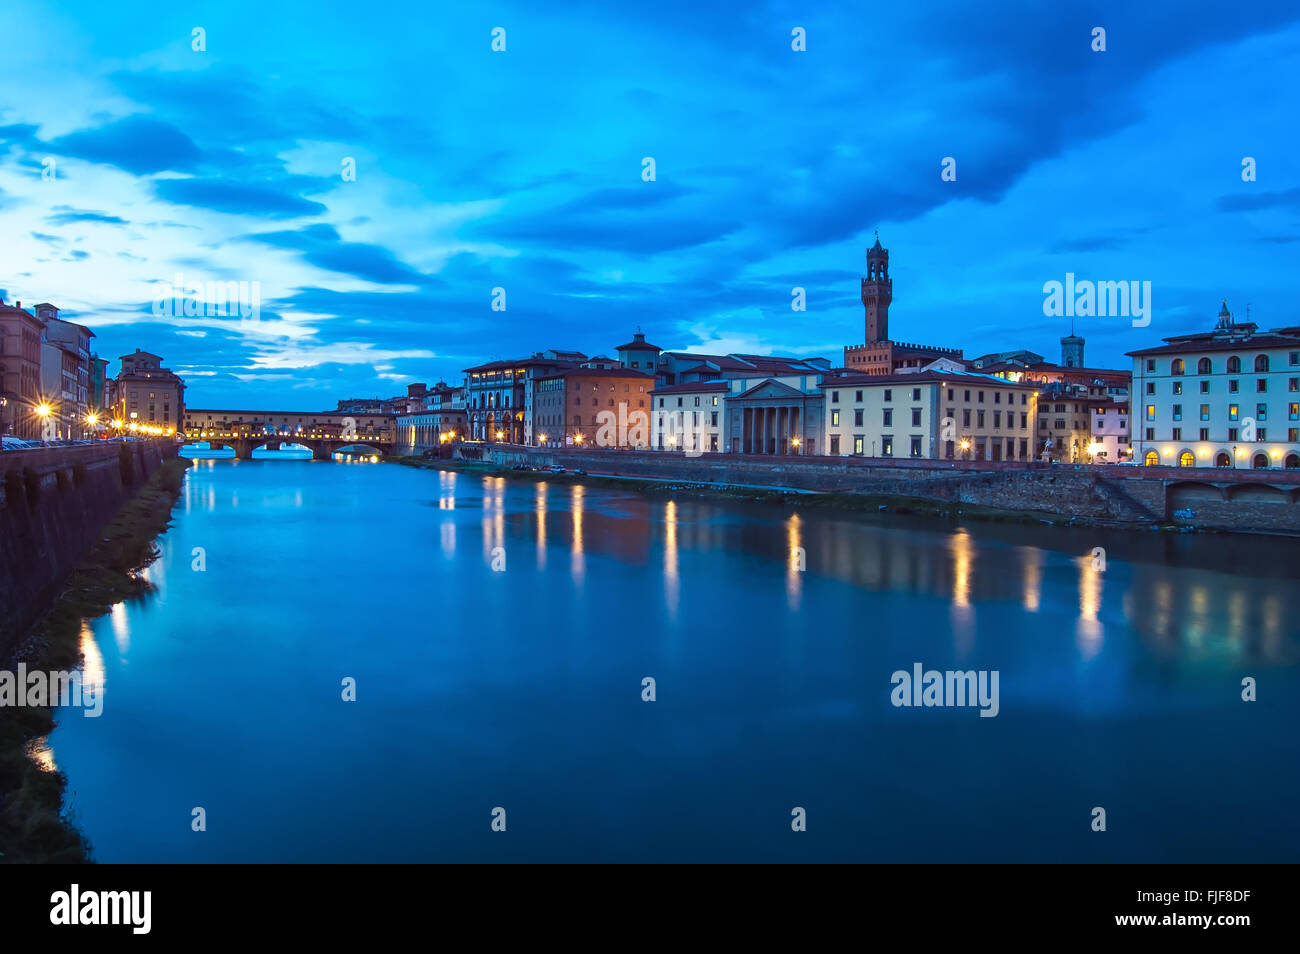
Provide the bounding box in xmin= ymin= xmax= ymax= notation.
xmin=46 ymin=451 xmax=1300 ymax=862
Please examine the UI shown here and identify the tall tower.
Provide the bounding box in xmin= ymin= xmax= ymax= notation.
xmin=1060 ymin=327 xmax=1085 ymax=367
xmin=861 ymin=231 xmax=892 ymax=343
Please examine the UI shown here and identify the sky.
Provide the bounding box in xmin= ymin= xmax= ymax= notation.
xmin=1 ymin=0 xmax=1297 ymax=411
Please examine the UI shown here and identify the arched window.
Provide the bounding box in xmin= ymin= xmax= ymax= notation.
xmin=1286 ymin=454 xmax=1300 ymax=470
xmin=1197 ymin=357 xmax=1212 ymax=374
xmin=1254 ymin=355 xmax=1270 ymax=372
xmin=1179 ymin=451 xmax=1195 ymax=467
xmin=1144 ymin=450 xmax=1160 ymax=466
xmin=1216 ymin=452 xmax=1231 ymax=468
xmin=1253 ymin=453 xmax=1269 ymax=469
xmin=1171 ymin=359 xmax=1185 ymax=375
xmin=1227 ymin=356 xmax=1241 ymax=374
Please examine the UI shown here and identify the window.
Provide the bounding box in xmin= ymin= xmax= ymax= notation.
xmin=947 ymin=389 xmax=954 ymax=400
xmin=1171 ymin=359 xmax=1185 ymax=375
xmin=1258 ymin=428 xmax=1268 ymax=441
xmin=977 ymin=390 xmax=985 ymax=403
xmin=1179 ymin=451 xmax=1194 ymax=467
xmin=831 ymin=410 xmax=840 ymax=426
xmin=1172 ymin=405 xmax=1182 ymax=421
xmin=1290 ymin=403 xmax=1298 ymax=421
xmin=963 ymin=390 xmax=970 ymax=401
xmin=1291 ymin=352 xmax=1299 ymax=366
xmin=1257 ymin=379 xmax=1268 ymax=393
xmin=1290 ymin=379 xmax=1298 ymax=392
xmin=855 ymin=390 xmax=863 ymax=402
xmin=1054 ymin=419 xmax=1065 ymax=430
xmin=1171 ymin=428 xmax=1182 ymax=440
xmin=977 ymin=411 xmax=986 ymax=427
xmin=910 ymin=437 xmax=922 ymax=457
xmin=1146 ymin=382 xmax=1156 ymax=394
xmin=1227 ymin=356 xmax=1241 ymax=373
xmin=884 ymin=390 xmax=892 ymax=401
xmin=831 ymin=391 xmax=840 ymax=403
xmin=1021 ymin=393 xmax=1027 ymax=405
xmin=830 ymin=436 xmax=840 ymax=454
xmin=1146 ymin=405 xmax=1155 ymax=420
xmin=1172 ymin=381 xmax=1183 ymax=395
xmin=911 ymin=408 xmax=921 ymax=427
xmin=1257 ymin=403 xmax=1268 ymax=421
xmin=658 ymin=398 xmax=664 ymax=407
xmin=711 ymin=412 xmax=718 ymax=426
xmin=1229 ymin=404 xmax=1240 ymax=421
xmin=1200 ymin=380 xmax=1210 ymax=393
xmin=854 ymin=437 xmax=864 ymax=455
xmin=1228 ymin=427 xmax=1238 ymax=441
xmin=993 ymin=411 xmax=1001 ymax=428
xmin=1020 ymin=412 xmax=1027 ymax=428
xmin=1229 ymin=379 xmax=1240 ymax=393
xmin=694 ymin=396 xmax=700 ymax=406
xmin=1144 ymin=450 xmax=1159 ymax=465
xmin=1199 ymin=428 xmax=1208 ymax=440
xmin=962 ymin=409 xmax=970 ymax=427
xmin=1146 ymin=360 xmax=1155 ymax=372
xmin=882 ymin=436 xmax=893 ymax=457
xmin=1199 ymin=404 xmax=1210 ymax=421
xmin=854 ymin=409 xmax=863 ymax=426
xmin=911 ymin=388 xmax=921 ymax=401
xmin=995 ymin=392 xmax=1002 ymax=404
xmin=883 ymin=409 xmax=893 ymax=426
xmin=1145 ymin=428 xmax=1154 ymax=440
xmin=1197 ymin=357 xmax=1212 ymax=374
xmin=676 ymin=398 xmax=683 ymax=407
xmin=1255 ymin=355 xmax=1270 ymax=372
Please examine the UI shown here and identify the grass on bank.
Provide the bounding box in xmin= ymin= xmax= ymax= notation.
xmin=0 ymin=457 xmax=190 ymax=864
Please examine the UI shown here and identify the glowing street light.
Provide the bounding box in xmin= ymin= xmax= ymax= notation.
xmin=35 ymin=403 xmax=51 ymax=419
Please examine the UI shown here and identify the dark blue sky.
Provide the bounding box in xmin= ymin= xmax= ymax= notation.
xmin=2 ymin=1 xmax=1297 ymax=410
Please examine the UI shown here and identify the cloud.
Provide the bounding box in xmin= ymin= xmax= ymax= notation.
xmin=49 ymin=116 xmax=204 ymax=175
xmin=154 ymin=177 xmax=329 ymax=218
xmin=46 ymin=206 xmax=129 ymax=226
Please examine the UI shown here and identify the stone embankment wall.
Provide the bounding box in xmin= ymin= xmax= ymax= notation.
xmin=0 ymin=441 xmax=175 ymax=654
xmin=469 ymin=445 xmax=1300 ymax=535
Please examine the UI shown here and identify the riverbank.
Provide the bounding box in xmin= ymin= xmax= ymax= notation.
xmin=397 ymin=447 xmax=1300 ymax=536
xmin=392 ymin=456 xmax=1091 ymax=528
xmin=0 ymin=457 xmax=190 ymax=864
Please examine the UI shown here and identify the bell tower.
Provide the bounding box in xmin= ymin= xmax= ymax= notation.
xmin=861 ymin=231 xmax=892 ymax=343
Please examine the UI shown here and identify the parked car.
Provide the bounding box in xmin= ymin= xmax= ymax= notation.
xmin=512 ymin=463 xmax=532 ymax=471
xmin=546 ymin=464 xmax=566 ymax=474
xmin=572 ymin=468 xmax=587 ymax=476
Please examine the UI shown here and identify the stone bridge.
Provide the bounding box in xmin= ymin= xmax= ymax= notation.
xmin=181 ymin=408 xmax=396 ymax=460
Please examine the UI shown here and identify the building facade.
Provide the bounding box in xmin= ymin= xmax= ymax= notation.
xmin=112 ymin=349 xmax=186 ymax=435
xmin=0 ymin=299 xmax=44 ymax=439
xmin=821 ymin=370 xmax=1038 ymax=461
xmin=650 ymin=381 xmax=728 ymax=452
xmin=1127 ymin=302 xmax=1300 ymax=469
xmin=533 ymin=364 xmax=655 ymax=448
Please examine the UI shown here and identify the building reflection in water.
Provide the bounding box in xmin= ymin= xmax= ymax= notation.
xmin=664 ymin=500 xmax=679 ymax=621
xmin=570 ymin=484 xmax=585 ymax=587
xmin=1075 ymin=556 xmax=1103 ymax=660
xmin=481 ymin=477 xmax=505 ymax=566
xmin=1020 ymin=547 xmax=1043 ymax=613
xmin=110 ymin=601 xmax=130 ymax=656
xmin=438 ymin=470 xmax=457 ymax=510
xmin=948 ymin=530 xmax=974 ymax=651
xmin=80 ymin=620 xmax=106 ymax=698
xmin=785 ymin=513 xmax=803 ymax=613
xmin=535 ymin=482 xmax=548 ymax=571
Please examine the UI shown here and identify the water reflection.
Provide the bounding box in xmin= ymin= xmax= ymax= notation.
xmin=785 ymin=513 xmax=803 ymax=612
xmin=664 ymin=500 xmax=679 ymax=620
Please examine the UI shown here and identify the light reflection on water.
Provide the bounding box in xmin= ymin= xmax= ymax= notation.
xmin=46 ymin=458 xmax=1300 ymax=863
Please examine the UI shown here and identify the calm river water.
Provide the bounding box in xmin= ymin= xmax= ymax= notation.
xmin=47 ymin=452 xmax=1300 ymax=862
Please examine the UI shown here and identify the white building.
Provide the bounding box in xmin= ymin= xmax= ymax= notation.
xmin=1090 ymin=401 xmax=1130 ymax=462
xmin=650 ymin=382 xmax=727 ymax=452
xmin=1127 ymin=302 xmax=1300 ymax=469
